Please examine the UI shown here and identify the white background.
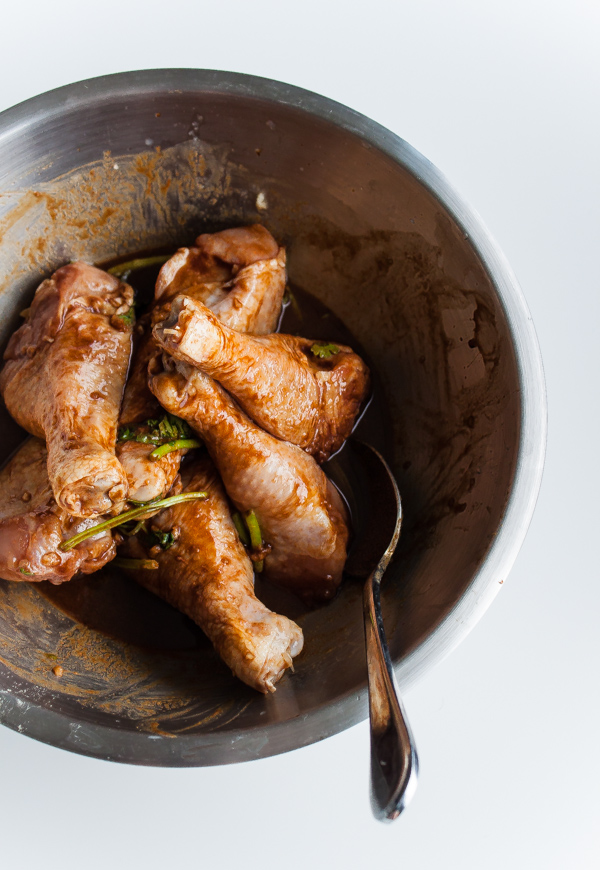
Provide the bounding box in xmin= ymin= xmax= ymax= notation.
xmin=0 ymin=1 xmax=598 ymax=868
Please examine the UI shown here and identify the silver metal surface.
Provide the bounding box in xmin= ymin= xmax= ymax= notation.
xmin=348 ymin=441 xmax=418 ymax=821
xmin=0 ymin=69 xmax=547 ymax=765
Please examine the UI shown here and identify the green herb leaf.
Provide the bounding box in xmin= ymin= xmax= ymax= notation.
xmin=310 ymin=342 xmax=340 ymax=360
xmin=148 ymin=529 xmax=176 ymax=551
xmin=59 ymin=492 xmax=208 ymax=552
xmin=19 ymin=567 xmax=34 ymax=576
xmin=117 ymin=413 xmax=195 ymax=447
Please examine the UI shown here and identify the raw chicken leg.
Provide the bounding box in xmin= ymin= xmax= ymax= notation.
xmin=155 ymin=224 xmax=286 ymax=335
xmin=119 ymin=226 xmax=287 ymax=502
xmin=0 ymin=438 xmax=115 ymax=583
xmin=120 ymin=457 xmax=303 ymax=693
xmin=148 ymin=356 xmax=349 ymax=604
xmin=116 ymin=319 xmax=186 ymax=503
xmin=0 ymin=262 xmax=133 ymax=518
xmin=154 ymin=296 xmax=370 ymax=463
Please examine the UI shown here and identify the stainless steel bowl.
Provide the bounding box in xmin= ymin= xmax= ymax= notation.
xmin=0 ymin=70 xmax=546 ymax=765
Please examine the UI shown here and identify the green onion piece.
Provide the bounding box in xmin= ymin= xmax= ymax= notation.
xmin=232 ymin=510 xmax=265 ymax=572
xmin=127 ymin=495 xmax=162 ymax=507
xmin=244 ymin=510 xmax=263 ymax=550
xmin=112 ymin=557 xmax=159 ymax=570
xmin=59 ymin=491 xmax=208 ymax=552
xmin=121 ymin=519 xmax=148 ymax=537
xmin=108 ymin=255 xmax=171 ymax=278
xmin=149 ymin=438 xmax=201 ymax=460
xmin=232 ymin=512 xmax=251 ymax=547
xmin=19 ymin=567 xmax=34 ymax=576
xmin=310 ymin=342 xmax=340 ymax=360
xmin=244 ymin=510 xmax=264 ymax=573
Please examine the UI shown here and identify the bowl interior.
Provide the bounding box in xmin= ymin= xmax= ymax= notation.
xmin=0 ymin=73 xmax=520 ymax=764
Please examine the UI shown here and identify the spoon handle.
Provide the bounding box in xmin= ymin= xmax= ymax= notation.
xmin=364 ymin=573 xmax=419 ymax=821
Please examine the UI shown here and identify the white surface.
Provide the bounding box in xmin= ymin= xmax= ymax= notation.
xmin=0 ymin=1 xmax=598 ymax=867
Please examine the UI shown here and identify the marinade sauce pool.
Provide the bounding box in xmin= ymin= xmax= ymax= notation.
xmin=38 ymin=257 xmax=392 ymax=652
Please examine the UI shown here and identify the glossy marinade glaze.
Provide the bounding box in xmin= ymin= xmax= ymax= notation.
xmin=0 ymin=263 xmax=134 ymax=518
xmin=37 ymin=271 xmax=389 ymax=651
xmin=0 ymin=226 xmax=385 ymax=693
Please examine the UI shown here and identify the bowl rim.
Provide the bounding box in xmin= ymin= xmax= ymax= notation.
xmin=0 ymin=68 xmax=547 ymax=765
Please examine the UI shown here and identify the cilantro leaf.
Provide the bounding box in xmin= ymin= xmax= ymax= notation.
xmin=310 ymin=342 xmax=340 ymax=360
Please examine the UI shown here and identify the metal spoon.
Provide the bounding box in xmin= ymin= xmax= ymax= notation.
xmin=331 ymin=440 xmax=419 ymax=821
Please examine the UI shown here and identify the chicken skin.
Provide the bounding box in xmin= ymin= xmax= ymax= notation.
xmin=149 ymin=357 xmax=349 ymax=604
xmin=120 ymin=457 xmax=303 ymax=693
xmin=0 ymin=262 xmax=133 ymax=518
xmin=119 ymin=317 xmax=163 ymax=426
xmin=154 ymin=296 xmax=370 ymax=463
xmin=0 ymin=438 xmax=115 ymax=584
xmin=115 ymin=319 xmax=187 ymax=504
xmin=118 ymin=226 xmax=287 ymax=503
xmin=155 ymin=224 xmax=286 ymax=335
xmin=116 ymin=436 xmax=184 ymax=506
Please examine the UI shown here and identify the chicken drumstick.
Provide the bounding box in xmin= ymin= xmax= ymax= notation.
xmin=149 ymin=357 xmax=349 ymax=605
xmin=0 ymin=438 xmax=115 ymax=583
xmin=154 ymin=295 xmax=370 ymax=463
xmin=0 ymin=262 xmax=133 ymax=518
xmin=120 ymin=456 xmax=303 ymax=693
xmin=118 ymin=225 xmax=287 ymax=503
xmin=155 ymin=223 xmax=286 ymax=335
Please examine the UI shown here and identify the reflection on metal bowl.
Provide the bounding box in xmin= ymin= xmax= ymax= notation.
xmin=0 ymin=70 xmax=545 ymax=765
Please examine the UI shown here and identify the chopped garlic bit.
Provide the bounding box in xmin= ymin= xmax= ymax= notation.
xmin=256 ymin=192 xmax=267 ymax=211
